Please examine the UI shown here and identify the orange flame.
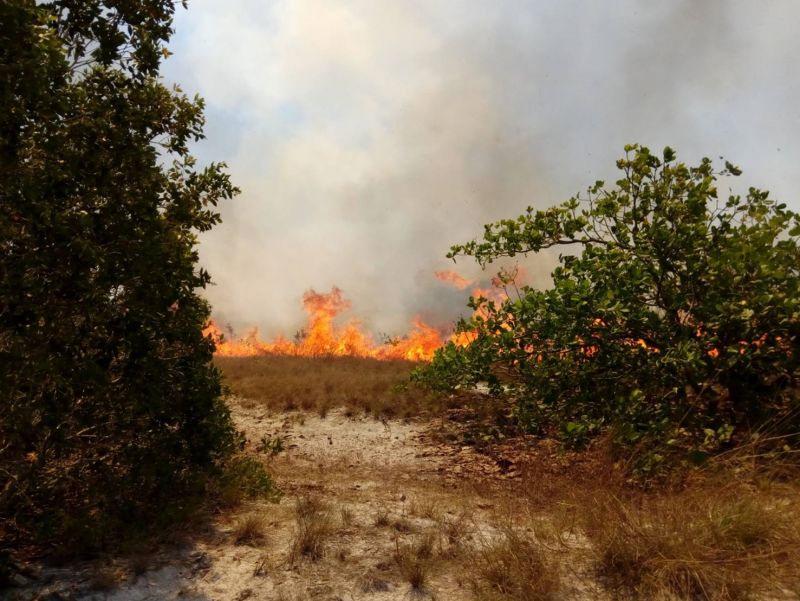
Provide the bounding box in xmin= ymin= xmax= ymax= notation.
xmin=435 ymin=270 xmax=474 ymax=290
xmin=205 ymin=287 xmax=444 ymax=361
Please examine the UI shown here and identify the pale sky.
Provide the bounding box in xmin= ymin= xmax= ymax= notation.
xmin=162 ymin=0 xmax=800 ymax=337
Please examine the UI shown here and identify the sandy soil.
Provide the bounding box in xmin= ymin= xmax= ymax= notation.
xmin=6 ymin=400 xmax=602 ymax=601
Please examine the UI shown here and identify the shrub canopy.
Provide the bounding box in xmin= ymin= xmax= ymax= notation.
xmin=418 ymin=145 xmax=800 ymax=469
xmin=1 ymin=0 xmax=238 ymax=549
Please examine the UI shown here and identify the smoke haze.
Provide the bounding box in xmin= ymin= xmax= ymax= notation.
xmin=162 ymin=0 xmax=800 ymax=337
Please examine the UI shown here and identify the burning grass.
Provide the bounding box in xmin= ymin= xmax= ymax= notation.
xmin=206 ymin=286 xmax=446 ymax=361
xmin=216 ymin=354 xmax=453 ymax=418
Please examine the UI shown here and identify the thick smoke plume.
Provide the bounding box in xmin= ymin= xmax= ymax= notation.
xmin=163 ymin=0 xmax=800 ymax=338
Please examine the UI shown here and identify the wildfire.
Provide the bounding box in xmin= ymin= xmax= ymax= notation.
xmin=204 ymin=287 xmax=445 ymax=361
xmin=208 ymin=268 xmax=742 ymax=363
xmin=434 ymin=270 xmax=474 ymax=289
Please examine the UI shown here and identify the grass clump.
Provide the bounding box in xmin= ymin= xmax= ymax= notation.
xmin=470 ymin=528 xmax=560 ymax=601
xmin=585 ymin=488 xmax=800 ymax=600
xmin=374 ymin=507 xmax=391 ymax=527
xmin=394 ymin=536 xmax=434 ymax=594
xmin=437 ymin=512 xmax=473 ymax=558
xmin=339 ymin=506 xmax=354 ymax=528
xmin=409 ymin=497 xmax=442 ymax=521
xmin=289 ymin=496 xmax=335 ymax=563
xmin=357 ymin=571 xmax=392 ymax=593
xmin=232 ymin=513 xmax=267 ymax=546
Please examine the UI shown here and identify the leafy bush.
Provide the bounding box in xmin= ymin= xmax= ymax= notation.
xmin=416 ymin=146 xmax=800 ymax=468
xmin=0 ymin=0 xmax=240 ymax=554
xmin=216 ymin=456 xmax=281 ymax=507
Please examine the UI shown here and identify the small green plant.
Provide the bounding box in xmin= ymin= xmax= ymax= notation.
xmin=217 ymin=456 xmax=281 ymax=507
xmin=256 ymin=434 xmax=285 ymax=457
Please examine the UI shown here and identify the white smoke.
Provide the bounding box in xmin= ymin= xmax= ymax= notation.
xmin=162 ymin=0 xmax=800 ymax=337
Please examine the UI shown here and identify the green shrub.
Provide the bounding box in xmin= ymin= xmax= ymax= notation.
xmin=416 ymin=146 xmax=800 ymax=469
xmin=0 ymin=0 xmax=241 ymax=553
xmin=217 ymin=456 xmax=281 ymax=507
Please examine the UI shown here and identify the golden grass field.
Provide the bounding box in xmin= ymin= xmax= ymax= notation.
xmin=214 ymin=354 xmax=459 ymax=419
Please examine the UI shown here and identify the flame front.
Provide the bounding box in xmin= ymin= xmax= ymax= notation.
xmin=208 ymin=269 xmax=735 ymax=363
xmin=205 ymin=287 xmax=444 ymax=361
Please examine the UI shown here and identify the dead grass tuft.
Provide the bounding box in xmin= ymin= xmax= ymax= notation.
xmin=392 ymin=517 xmax=415 ymax=533
xmin=339 ymin=506 xmax=354 ymax=528
xmin=374 ymin=507 xmax=391 ymax=527
xmin=394 ymin=536 xmax=434 ymax=593
xmin=357 ymin=571 xmax=392 ymax=593
xmin=470 ymin=527 xmax=561 ymax=601
xmin=409 ymin=497 xmax=442 ymax=521
xmin=437 ymin=512 xmax=474 ymax=557
xmin=232 ymin=513 xmax=267 ymax=546
xmin=584 ymin=487 xmax=800 ymax=600
xmin=289 ymin=496 xmax=335 ymax=563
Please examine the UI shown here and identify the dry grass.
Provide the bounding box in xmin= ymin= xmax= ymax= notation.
xmin=339 ymin=506 xmax=354 ymax=528
xmin=584 ymin=486 xmax=800 ymax=600
xmin=394 ymin=535 xmax=435 ymax=593
xmin=392 ymin=516 xmax=415 ymax=533
xmin=409 ymin=496 xmax=442 ymax=521
xmin=274 ymin=588 xmax=310 ymax=601
xmin=437 ymin=512 xmax=474 ymax=557
xmin=220 ymin=355 xmax=800 ymax=600
xmin=478 ymin=527 xmax=560 ymax=599
xmin=232 ymin=513 xmax=268 ymax=546
xmin=288 ymin=496 xmax=335 ymax=563
xmin=374 ymin=506 xmax=391 ymax=527
xmin=357 ymin=571 xmax=392 ymax=593
xmin=469 ymin=527 xmax=561 ymax=601
xmin=215 ymin=355 xmax=453 ymax=418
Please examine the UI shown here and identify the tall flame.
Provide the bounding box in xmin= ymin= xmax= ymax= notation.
xmin=434 ymin=270 xmax=474 ymax=289
xmin=207 ymin=268 xmax=720 ymax=363
xmin=205 ymin=287 xmax=444 ymax=361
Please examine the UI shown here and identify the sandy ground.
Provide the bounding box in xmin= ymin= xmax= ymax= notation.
xmin=6 ymin=400 xmax=603 ymax=601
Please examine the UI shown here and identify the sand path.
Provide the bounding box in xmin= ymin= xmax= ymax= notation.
xmin=11 ymin=401 xmax=527 ymax=601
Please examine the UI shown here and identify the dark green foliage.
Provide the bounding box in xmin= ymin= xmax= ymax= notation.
xmin=0 ymin=0 xmax=241 ymax=553
xmin=416 ymin=146 xmax=800 ymax=469
xmin=215 ymin=457 xmax=282 ymax=508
